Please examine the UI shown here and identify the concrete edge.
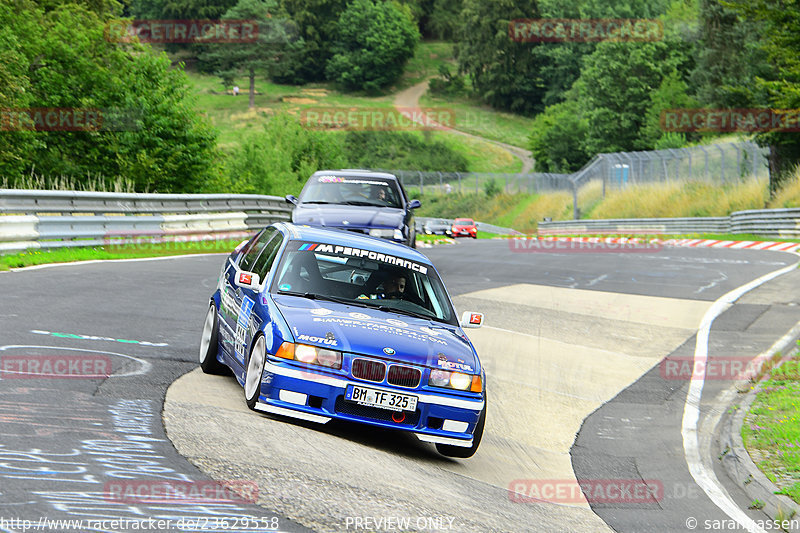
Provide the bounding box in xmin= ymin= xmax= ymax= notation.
xmin=718 ymin=324 xmax=800 ymax=531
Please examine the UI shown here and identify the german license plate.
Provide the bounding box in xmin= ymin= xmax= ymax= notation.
xmin=346 ymin=385 xmax=418 ymax=412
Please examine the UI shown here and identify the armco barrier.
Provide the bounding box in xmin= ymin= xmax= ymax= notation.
xmin=0 ymin=190 xmax=291 ymax=253
xmin=539 ymin=208 xmax=800 ymax=238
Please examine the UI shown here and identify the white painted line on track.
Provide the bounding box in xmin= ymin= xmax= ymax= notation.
xmin=4 ymin=252 xmax=228 ymax=272
xmin=0 ymin=345 xmax=152 ymax=377
xmin=682 ymin=256 xmax=800 ymax=533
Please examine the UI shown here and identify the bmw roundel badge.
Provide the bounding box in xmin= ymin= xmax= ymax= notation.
xmin=383 ymin=347 xmax=395 ymax=355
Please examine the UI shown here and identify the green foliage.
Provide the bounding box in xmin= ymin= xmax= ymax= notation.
xmin=528 ymin=94 xmax=590 ymax=172
xmin=342 ymin=131 xmax=469 ymax=171
xmin=483 ymin=177 xmax=501 ymax=197
xmin=200 ymin=0 xmax=298 ymax=107
xmin=428 ymin=64 xmax=467 ymax=97
xmin=426 ymin=0 xmax=464 ymax=40
xmin=456 ymin=0 xmax=545 ymax=115
xmin=274 ymin=0 xmax=349 ymax=84
xmin=724 ymin=0 xmax=800 ymax=191
xmin=326 ymin=0 xmax=420 ymax=93
xmin=691 ymin=0 xmax=768 ymax=108
xmin=579 ymin=41 xmax=693 ymax=154
xmin=219 ymin=113 xmax=347 ymax=194
xmin=0 ymin=1 xmax=219 ymax=192
xmin=640 ymin=70 xmax=698 ymax=149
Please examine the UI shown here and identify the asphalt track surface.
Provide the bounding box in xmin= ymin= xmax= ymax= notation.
xmin=0 ymin=239 xmax=798 ymax=533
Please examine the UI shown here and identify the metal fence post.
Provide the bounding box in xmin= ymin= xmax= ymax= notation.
xmin=572 ymin=180 xmax=579 ymax=220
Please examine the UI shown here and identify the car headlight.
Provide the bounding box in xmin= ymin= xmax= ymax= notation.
xmin=429 ymin=369 xmax=482 ymax=392
xmin=369 ymin=228 xmax=404 ymax=240
xmin=275 ymin=342 xmax=342 ymax=369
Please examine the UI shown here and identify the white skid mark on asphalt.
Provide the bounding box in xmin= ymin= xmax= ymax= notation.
xmin=682 ymin=255 xmax=799 ymax=533
xmin=585 ymin=274 xmax=608 ymax=287
xmin=0 ymin=345 xmax=152 ymax=377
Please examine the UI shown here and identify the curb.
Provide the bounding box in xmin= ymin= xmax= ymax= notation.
xmin=718 ymin=325 xmax=800 ymax=531
xmin=516 ymin=235 xmax=800 ymax=253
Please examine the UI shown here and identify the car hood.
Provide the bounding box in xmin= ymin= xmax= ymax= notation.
xmin=292 ymin=204 xmax=404 ymax=229
xmin=273 ymin=295 xmax=479 ymax=373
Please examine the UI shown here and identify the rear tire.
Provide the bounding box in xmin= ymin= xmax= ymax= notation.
xmin=436 ymin=402 xmax=486 ymax=459
xmin=199 ymin=304 xmax=226 ymax=375
xmin=244 ymin=335 xmax=266 ymax=410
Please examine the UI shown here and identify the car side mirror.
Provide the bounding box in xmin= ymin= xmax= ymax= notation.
xmin=235 ymin=271 xmax=261 ymax=291
xmin=407 ymin=199 xmax=421 ymax=210
xmin=285 ymin=194 xmax=298 ymax=205
xmin=460 ymin=311 xmax=483 ymax=329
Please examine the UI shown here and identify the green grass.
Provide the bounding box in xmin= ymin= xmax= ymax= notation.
xmin=0 ymin=239 xmax=244 ymax=271
xmin=186 ymin=70 xmax=395 ymax=149
xmin=742 ymin=347 xmax=800 ymax=504
xmin=396 ymin=41 xmax=456 ymax=90
xmin=419 ymin=94 xmax=536 ymax=149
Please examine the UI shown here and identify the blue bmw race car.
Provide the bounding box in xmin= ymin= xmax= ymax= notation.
xmin=199 ymin=222 xmax=486 ymax=458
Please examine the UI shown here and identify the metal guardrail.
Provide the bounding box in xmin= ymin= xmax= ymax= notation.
xmin=539 ymin=208 xmax=800 ymax=238
xmin=0 ymin=190 xmax=293 ymax=216
xmin=0 ymin=190 xmax=291 ymax=253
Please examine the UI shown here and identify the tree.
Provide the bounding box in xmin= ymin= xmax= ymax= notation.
xmin=528 ymin=90 xmax=590 ymax=172
xmin=201 ymin=0 xmax=297 ymax=108
xmin=579 ymin=40 xmax=693 ymax=154
xmin=456 ymin=0 xmax=546 ymax=115
xmin=326 ymin=0 xmax=419 ymax=93
xmin=691 ymin=0 xmax=769 ymax=108
xmin=723 ymin=0 xmax=800 ymax=192
xmin=1 ymin=0 xmax=219 ymax=192
xmin=640 ymin=70 xmax=698 ymax=149
xmin=274 ymin=0 xmax=348 ymax=84
xmin=221 ymin=113 xmax=347 ymax=194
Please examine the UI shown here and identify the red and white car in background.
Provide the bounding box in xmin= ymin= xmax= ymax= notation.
xmin=451 ymin=218 xmax=477 ymax=239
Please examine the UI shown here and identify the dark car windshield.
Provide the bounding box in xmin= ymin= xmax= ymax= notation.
xmin=299 ymin=175 xmax=403 ymax=209
xmin=270 ymin=240 xmax=457 ymax=325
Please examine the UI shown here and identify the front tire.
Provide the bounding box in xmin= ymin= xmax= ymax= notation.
xmin=199 ymin=304 xmax=226 ymax=375
xmin=436 ymin=403 xmax=486 ymax=459
xmin=244 ymin=335 xmax=266 ymax=410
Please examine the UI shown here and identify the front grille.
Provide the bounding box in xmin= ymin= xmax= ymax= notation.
xmin=335 ymin=397 xmax=420 ymax=425
xmin=387 ymin=365 xmax=421 ymax=388
xmin=352 ymin=358 xmax=386 ymax=382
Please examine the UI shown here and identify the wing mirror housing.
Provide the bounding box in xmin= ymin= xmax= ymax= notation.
xmin=460 ymin=311 xmax=484 ymax=329
xmin=235 ymin=271 xmax=261 ymax=291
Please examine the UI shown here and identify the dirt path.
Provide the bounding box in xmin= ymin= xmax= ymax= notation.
xmin=393 ymin=80 xmax=535 ymax=173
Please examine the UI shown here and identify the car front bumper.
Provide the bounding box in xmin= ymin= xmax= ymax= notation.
xmin=256 ymin=358 xmax=483 ymax=447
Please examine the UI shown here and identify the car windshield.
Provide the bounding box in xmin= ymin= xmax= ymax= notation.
xmin=299 ymin=175 xmax=403 ymax=208
xmin=455 ymin=219 xmax=474 ymax=225
xmin=271 ymin=240 xmax=457 ymax=325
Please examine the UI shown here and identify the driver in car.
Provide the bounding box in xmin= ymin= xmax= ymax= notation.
xmin=380 ymin=274 xmax=406 ymax=299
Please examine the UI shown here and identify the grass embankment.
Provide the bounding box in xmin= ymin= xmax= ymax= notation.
xmin=742 ymin=344 xmax=800 ymax=504
xmin=185 ymin=41 xmax=523 ymax=174
xmin=416 ymin=169 xmax=800 ymax=234
xmin=0 ymin=239 xmax=242 ymax=271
